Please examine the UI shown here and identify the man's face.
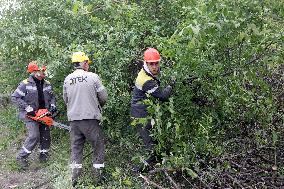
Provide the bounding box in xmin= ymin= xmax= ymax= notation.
xmin=146 ymin=61 xmax=160 ymax=76
xmin=83 ymin=61 xmax=89 ymax=71
xmin=34 ymin=70 xmax=45 ymax=80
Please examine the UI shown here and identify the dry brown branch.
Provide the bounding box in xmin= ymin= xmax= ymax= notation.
xmin=225 ymin=173 xmax=244 ymax=188
xmin=196 ymin=174 xmax=211 ymax=189
xmin=230 ymin=161 xmax=243 ymax=169
xmin=182 ymin=175 xmax=193 ymax=187
xmin=255 ymin=153 xmax=274 ymax=164
xmin=148 ymin=167 xmax=176 ymax=174
xmin=163 ymin=170 xmax=180 ymax=189
xmin=139 ymin=174 xmax=165 ymax=189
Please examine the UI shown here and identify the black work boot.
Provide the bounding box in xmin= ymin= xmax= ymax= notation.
xmin=16 ymin=156 xmax=28 ymax=170
xmin=71 ymin=168 xmax=82 ymax=187
xmin=39 ymin=152 xmax=49 ymax=163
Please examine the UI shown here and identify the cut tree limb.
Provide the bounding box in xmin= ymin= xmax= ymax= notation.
xmin=139 ymin=174 xmax=165 ymax=189
xmin=163 ymin=170 xmax=180 ymax=189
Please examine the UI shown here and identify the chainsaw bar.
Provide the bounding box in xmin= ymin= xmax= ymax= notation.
xmin=53 ymin=121 xmax=70 ymax=131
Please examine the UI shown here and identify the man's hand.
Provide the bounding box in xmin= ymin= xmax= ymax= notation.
xmin=25 ymin=105 xmax=36 ymax=117
xmin=26 ymin=111 xmax=36 ymax=117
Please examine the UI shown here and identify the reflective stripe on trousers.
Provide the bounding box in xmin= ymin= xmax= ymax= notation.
xmin=18 ymin=121 xmax=51 ymax=158
xmin=93 ymin=163 xmax=104 ymax=168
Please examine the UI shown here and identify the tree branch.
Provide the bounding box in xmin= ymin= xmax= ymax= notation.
xmin=163 ymin=170 xmax=180 ymax=189
xmin=225 ymin=173 xmax=244 ymax=188
xmin=139 ymin=174 xmax=165 ymax=189
xmin=148 ymin=167 xmax=176 ymax=174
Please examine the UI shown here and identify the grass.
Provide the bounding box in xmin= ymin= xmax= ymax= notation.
xmin=0 ymin=106 xmax=25 ymax=151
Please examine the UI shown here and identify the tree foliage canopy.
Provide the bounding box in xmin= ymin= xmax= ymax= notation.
xmin=0 ymin=0 xmax=283 ymax=187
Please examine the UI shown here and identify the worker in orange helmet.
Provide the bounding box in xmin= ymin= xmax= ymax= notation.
xmin=130 ymin=48 xmax=175 ymax=172
xmin=11 ymin=61 xmax=57 ymax=170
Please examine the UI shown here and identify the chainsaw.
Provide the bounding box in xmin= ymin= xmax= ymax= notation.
xmin=27 ymin=109 xmax=70 ymax=131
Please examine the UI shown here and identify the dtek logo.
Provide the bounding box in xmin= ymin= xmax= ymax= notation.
xmin=69 ymin=76 xmax=88 ymax=85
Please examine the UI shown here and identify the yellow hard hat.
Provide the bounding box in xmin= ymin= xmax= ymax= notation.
xmin=71 ymin=52 xmax=90 ymax=63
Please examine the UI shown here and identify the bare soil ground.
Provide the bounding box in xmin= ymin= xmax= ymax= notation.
xmin=0 ymin=131 xmax=53 ymax=189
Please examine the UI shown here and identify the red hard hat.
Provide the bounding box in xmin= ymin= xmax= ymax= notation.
xmin=27 ymin=61 xmax=46 ymax=73
xmin=144 ymin=48 xmax=161 ymax=62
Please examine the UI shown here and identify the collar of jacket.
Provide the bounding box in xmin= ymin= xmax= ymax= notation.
xmin=74 ymin=69 xmax=86 ymax=73
xmin=143 ymin=62 xmax=156 ymax=78
xmin=32 ymin=75 xmax=43 ymax=84
xmin=27 ymin=75 xmax=36 ymax=83
xmin=27 ymin=75 xmax=45 ymax=84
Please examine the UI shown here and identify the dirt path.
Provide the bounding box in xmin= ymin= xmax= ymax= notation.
xmin=0 ymin=129 xmax=53 ymax=189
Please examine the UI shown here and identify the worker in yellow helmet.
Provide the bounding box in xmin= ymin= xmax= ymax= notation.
xmin=63 ymin=52 xmax=108 ymax=186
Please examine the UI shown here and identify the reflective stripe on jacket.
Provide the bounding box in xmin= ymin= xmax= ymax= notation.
xmin=63 ymin=69 xmax=108 ymax=121
xmin=11 ymin=76 xmax=56 ymax=121
xmin=130 ymin=64 xmax=172 ymax=118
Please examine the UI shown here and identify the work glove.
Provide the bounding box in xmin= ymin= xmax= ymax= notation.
xmin=49 ymin=104 xmax=57 ymax=114
xmin=25 ymin=105 xmax=36 ymax=117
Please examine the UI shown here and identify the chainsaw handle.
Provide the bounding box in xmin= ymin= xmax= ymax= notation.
xmin=36 ymin=111 xmax=51 ymax=121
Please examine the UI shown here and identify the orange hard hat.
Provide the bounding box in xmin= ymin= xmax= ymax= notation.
xmin=144 ymin=48 xmax=161 ymax=63
xmin=27 ymin=61 xmax=46 ymax=73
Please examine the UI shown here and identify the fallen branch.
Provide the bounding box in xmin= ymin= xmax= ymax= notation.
xmin=163 ymin=170 xmax=180 ymax=189
xmin=196 ymin=174 xmax=212 ymax=189
xmin=182 ymin=175 xmax=193 ymax=187
xmin=225 ymin=173 xmax=244 ymax=188
xmin=230 ymin=161 xmax=245 ymax=170
xmin=139 ymin=174 xmax=165 ymax=189
xmin=255 ymin=153 xmax=274 ymax=164
xmin=148 ymin=167 xmax=176 ymax=174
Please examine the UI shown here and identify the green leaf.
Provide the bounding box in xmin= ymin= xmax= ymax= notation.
xmin=272 ymin=130 xmax=278 ymax=145
xmin=123 ymin=178 xmax=132 ymax=186
xmin=186 ymin=168 xmax=198 ymax=179
xmin=191 ymin=25 xmax=200 ymax=35
xmin=72 ymin=1 xmax=79 ymax=14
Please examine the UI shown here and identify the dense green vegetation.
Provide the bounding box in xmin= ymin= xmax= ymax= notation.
xmin=0 ymin=0 xmax=283 ymax=188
